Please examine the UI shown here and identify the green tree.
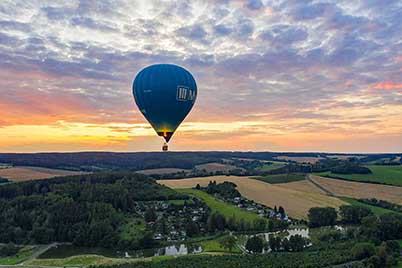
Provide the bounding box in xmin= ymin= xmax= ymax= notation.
xmin=144 ymin=208 xmax=157 ymax=222
xmin=185 ymin=221 xmax=200 ymax=237
xmin=253 ymin=218 xmax=266 ymax=231
xmin=0 ymin=244 xmax=19 ymax=257
xmin=227 ymin=215 xmax=237 ymax=231
xmin=352 ymin=242 xmax=375 ymax=260
xmin=339 ymin=205 xmax=372 ymax=224
xmin=308 ymin=207 xmax=337 ymax=227
xmin=268 ymin=234 xmax=281 ymax=252
xmin=245 ymin=236 xmax=264 ymax=253
xmin=288 ymin=235 xmax=308 ymax=252
xmin=219 ymin=235 xmax=237 ymax=252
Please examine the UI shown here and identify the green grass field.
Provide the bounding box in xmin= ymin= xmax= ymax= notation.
xmin=257 ymin=161 xmax=285 ymax=172
xmin=29 ymin=254 xmax=112 ymax=267
xmin=0 ymin=246 xmax=36 ymax=265
xmin=315 ymin=165 xmax=402 ymax=186
xmin=199 ymin=235 xmax=241 ymax=254
xmin=177 ymin=189 xmax=262 ymax=224
xmin=119 ymin=217 xmax=146 ymax=242
xmin=341 ymin=197 xmax=402 ymax=216
xmin=253 ymin=173 xmax=306 ymax=184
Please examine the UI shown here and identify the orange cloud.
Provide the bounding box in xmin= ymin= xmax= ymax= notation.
xmin=372 ymin=82 xmax=402 ymax=90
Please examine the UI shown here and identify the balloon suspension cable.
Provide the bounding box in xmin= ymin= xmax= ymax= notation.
xmin=162 ymin=142 xmax=168 ymax=152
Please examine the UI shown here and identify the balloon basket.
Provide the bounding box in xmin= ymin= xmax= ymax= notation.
xmin=162 ymin=143 xmax=168 ymax=152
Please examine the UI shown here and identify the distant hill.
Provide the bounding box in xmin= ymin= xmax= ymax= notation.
xmin=1 ymin=152 xmax=399 ymax=172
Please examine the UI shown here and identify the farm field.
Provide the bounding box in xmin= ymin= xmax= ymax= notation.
xmin=0 ymin=166 xmax=86 ymax=182
xmin=315 ymin=165 xmax=402 ymax=186
xmin=309 ymin=175 xmax=402 ymax=204
xmin=275 ymin=156 xmax=324 ymax=163
xmin=136 ymin=168 xmax=189 ymax=175
xmin=176 ymin=188 xmax=261 ymax=223
xmin=257 ymin=161 xmax=285 ymax=172
xmin=341 ymin=197 xmax=402 ymax=216
xmin=195 ymin=162 xmax=245 ymax=173
xmin=254 ymin=173 xmax=306 ymax=184
xmin=159 ymin=176 xmax=346 ymax=219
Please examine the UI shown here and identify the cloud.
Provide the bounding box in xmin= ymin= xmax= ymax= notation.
xmin=0 ymin=0 xmax=401 ymax=152
xmin=245 ymin=0 xmax=264 ymax=10
xmin=373 ymin=82 xmax=402 ymax=90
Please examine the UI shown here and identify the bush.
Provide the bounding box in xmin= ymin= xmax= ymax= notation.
xmin=0 ymin=244 xmax=19 ymax=257
xmin=308 ymin=207 xmax=337 ymax=227
xmin=317 ymin=229 xmax=343 ymax=242
xmin=245 ymin=236 xmax=264 ymax=253
xmin=340 ymin=205 xmax=372 ymax=224
xmin=351 ymin=243 xmax=375 ymax=260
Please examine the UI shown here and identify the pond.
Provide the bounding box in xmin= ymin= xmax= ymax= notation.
xmin=38 ymin=243 xmax=203 ymax=259
xmin=240 ymin=227 xmax=312 ymax=253
xmin=127 ymin=243 xmax=202 ymax=258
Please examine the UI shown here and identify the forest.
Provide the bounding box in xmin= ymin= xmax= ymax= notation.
xmin=1 ymin=152 xmax=398 ymax=172
xmin=0 ymin=172 xmax=189 ymax=248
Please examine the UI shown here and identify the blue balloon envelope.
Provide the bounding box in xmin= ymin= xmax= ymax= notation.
xmin=133 ymin=64 xmax=197 ymax=143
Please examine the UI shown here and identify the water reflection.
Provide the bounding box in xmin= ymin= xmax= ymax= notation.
xmin=129 ymin=243 xmax=202 ymax=258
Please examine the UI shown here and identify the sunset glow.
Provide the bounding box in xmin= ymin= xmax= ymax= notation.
xmin=0 ymin=0 xmax=401 ymax=152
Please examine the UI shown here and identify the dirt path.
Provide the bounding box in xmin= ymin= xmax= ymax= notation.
xmin=20 ymin=243 xmax=59 ymax=265
xmin=306 ymin=174 xmax=336 ymax=197
xmin=0 ymin=243 xmax=62 ymax=268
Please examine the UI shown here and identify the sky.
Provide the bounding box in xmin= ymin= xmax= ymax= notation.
xmin=0 ymin=0 xmax=401 ymax=153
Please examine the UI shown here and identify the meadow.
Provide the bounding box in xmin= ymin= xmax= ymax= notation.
xmin=257 ymin=161 xmax=286 ymax=172
xmin=315 ymin=165 xmax=402 ymax=186
xmin=177 ymin=188 xmax=261 ymax=223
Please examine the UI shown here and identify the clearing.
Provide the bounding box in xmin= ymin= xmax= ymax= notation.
xmin=0 ymin=166 xmax=85 ymax=182
xmin=315 ymin=165 xmax=402 ymax=186
xmin=158 ymin=176 xmax=346 ymax=219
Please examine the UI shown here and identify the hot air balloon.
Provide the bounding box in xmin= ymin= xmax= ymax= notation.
xmin=132 ymin=64 xmax=197 ymax=151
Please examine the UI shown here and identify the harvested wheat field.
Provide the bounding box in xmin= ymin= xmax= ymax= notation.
xmin=158 ymin=176 xmax=346 ymax=219
xmin=310 ymin=175 xmax=402 ymax=205
xmin=0 ymin=166 xmax=85 ymax=182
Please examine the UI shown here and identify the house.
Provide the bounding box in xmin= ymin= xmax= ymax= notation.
xmin=154 ymin=233 xmax=163 ymax=240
